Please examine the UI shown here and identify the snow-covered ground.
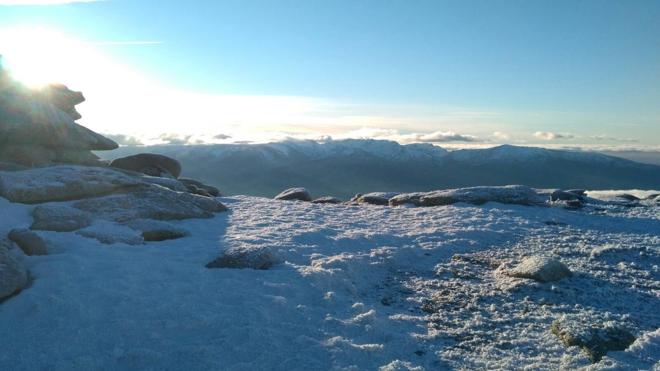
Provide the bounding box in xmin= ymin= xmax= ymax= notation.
xmin=0 ymin=193 xmax=658 ymax=370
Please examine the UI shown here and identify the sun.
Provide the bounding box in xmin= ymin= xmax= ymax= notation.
xmin=0 ymin=27 xmax=91 ymax=87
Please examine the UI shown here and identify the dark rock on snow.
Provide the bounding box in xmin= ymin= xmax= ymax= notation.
xmin=311 ymin=196 xmax=343 ymax=204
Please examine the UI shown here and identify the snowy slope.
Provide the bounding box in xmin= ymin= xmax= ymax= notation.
xmin=1 ymin=192 xmax=658 ymax=370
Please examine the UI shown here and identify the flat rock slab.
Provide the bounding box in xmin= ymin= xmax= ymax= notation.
xmin=206 ymin=246 xmax=277 ymax=270
xmin=0 ymin=166 xmax=142 ymax=204
xmin=419 ymin=185 xmax=543 ymax=207
xmin=508 ymin=256 xmax=572 ymax=282
xmin=72 ymin=185 xmax=227 ymax=223
xmin=31 ymin=204 xmax=92 ymax=232
xmin=311 ymin=196 xmax=343 ymax=204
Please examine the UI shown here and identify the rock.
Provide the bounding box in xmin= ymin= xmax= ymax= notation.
xmin=357 ymin=192 xmax=399 ymax=206
xmin=36 ymin=83 xmax=85 ymax=120
xmin=350 ymin=193 xmax=363 ymax=202
xmin=179 ymin=178 xmax=221 ymax=197
xmin=0 ymin=165 xmax=142 ymax=204
xmin=508 ymin=256 xmax=572 ymax=282
xmin=566 ymin=189 xmax=586 ymax=197
xmin=615 ymin=193 xmax=640 ymax=202
xmin=551 ymin=319 xmax=636 ymax=362
xmin=274 ymin=187 xmax=312 ymax=202
xmin=72 ymin=184 xmax=228 ymax=222
xmin=0 ymin=70 xmax=117 ymax=167
xmin=110 ymin=153 xmax=182 ymax=178
xmin=311 ymin=196 xmax=342 ymax=204
xmin=31 ymin=205 xmax=92 ymax=232
xmin=8 ymin=229 xmax=48 ymax=256
xmin=419 ymin=185 xmax=543 ymax=207
xmin=126 ymin=219 xmax=189 ymax=241
xmin=550 ymin=189 xmax=582 ymax=202
xmin=76 ymin=222 xmax=144 ymax=245
xmin=644 ymin=193 xmax=659 ymax=200
xmin=389 ymin=192 xmax=425 ymax=206
xmin=206 ymin=247 xmax=277 ymax=270
xmin=0 ymin=244 xmax=28 ymax=300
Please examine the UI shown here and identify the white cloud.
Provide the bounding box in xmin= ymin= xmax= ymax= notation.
xmin=492 ymin=131 xmax=509 ymax=140
xmin=533 ymin=131 xmax=575 ymax=140
xmin=413 ymin=131 xmax=479 ymax=143
xmin=0 ymin=0 xmax=101 ymax=4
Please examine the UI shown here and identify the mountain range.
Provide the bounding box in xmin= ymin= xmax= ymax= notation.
xmin=99 ymin=140 xmax=660 ymax=198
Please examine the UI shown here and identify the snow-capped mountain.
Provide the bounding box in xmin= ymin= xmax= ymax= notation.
xmin=101 ymin=140 xmax=660 ymax=198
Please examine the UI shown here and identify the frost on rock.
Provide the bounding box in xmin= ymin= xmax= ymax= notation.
xmin=418 ymin=185 xmax=544 ymax=207
xmin=72 ymin=185 xmax=227 ymax=222
xmin=551 ymin=318 xmax=636 ymax=362
xmin=0 ymin=243 xmax=28 ymax=300
xmin=76 ymin=221 xmax=144 ymax=245
xmin=31 ymin=204 xmax=92 ymax=232
xmin=507 ymin=256 xmax=572 ymax=282
xmin=0 ymin=165 xmax=142 ymax=204
xmin=274 ymin=187 xmax=312 ymax=202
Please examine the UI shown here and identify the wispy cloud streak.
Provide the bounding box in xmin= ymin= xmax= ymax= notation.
xmin=0 ymin=0 xmax=102 ymax=5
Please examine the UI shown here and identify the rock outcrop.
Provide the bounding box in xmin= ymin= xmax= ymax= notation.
xmin=0 ymin=65 xmax=117 ymax=167
xmin=0 ymin=165 xmax=142 ymax=204
xmin=551 ymin=318 xmax=636 ymax=362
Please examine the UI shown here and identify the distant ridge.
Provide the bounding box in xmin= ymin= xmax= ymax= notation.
xmin=100 ymin=140 xmax=660 ymax=198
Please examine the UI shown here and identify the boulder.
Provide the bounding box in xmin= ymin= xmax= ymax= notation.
xmin=566 ymin=189 xmax=586 ymax=197
xmin=508 ymin=256 xmax=572 ymax=282
xmin=179 ymin=178 xmax=221 ymax=197
xmin=419 ymin=185 xmax=543 ymax=207
xmin=311 ymin=196 xmax=342 ymax=204
xmin=274 ymin=187 xmax=312 ymax=202
xmin=126 ymin=219 xmax=189 ymax=241
xmin=0 ymin=165 xmax=142 ymax=204
xmin=551 ymin=319 xmax=636 ymax=362
xmin=31 ymin=204 xmax=92 ymax=232
xmin=0 ymin=244 xmax=28 ymax=300
xmin=8 ymin=229 xmax=48 ymax=256
xmin=110 ymin=153 xmax=182 ymax=178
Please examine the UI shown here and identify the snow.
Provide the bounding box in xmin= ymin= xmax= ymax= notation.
xmin=0 ymin=192 xmax=658 ymax=370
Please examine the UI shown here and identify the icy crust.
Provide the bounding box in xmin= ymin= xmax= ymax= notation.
xmin=0 ymin=194 xmax=658 ymax=370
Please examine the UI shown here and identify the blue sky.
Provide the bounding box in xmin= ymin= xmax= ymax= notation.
xmin=0 ymin=0 xmax=659 ymax=148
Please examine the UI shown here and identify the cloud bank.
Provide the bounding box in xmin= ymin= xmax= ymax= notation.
xmin=533 ymin=131 xmax=575 ymax=140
